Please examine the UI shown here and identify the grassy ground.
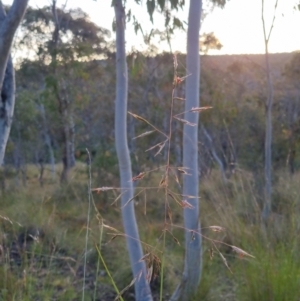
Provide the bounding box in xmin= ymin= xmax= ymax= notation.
xmin=0 ymin=163 xmax=299 ymax=300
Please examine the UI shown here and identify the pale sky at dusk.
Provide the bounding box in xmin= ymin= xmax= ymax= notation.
xmin=4 ymin=0 xmax=300 ymax=55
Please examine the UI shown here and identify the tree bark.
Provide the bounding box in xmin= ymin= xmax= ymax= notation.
xmin=0 ymin=0 xmax=28 ymax=87
xmin=37 ymin=102 xmax=56 ymax=180
xmin=202 ymin=125 xmax=226 ymax=183
xmin=59 ymin=84 xmax=76 ymax=184
xmin=261 ymin=0 xmax=277 ymax=221
xmin=60 ymin=101 xmax=76 ymax=183
xmin=50 ymin=1 xmax=75 ymax=183
xmin=171 ymin=1 xmax=202 ymax=300
xmin=0 ymin=0 xmax=28 ymax=165
xmin=113 ymin=1 xmax=152 ymax=300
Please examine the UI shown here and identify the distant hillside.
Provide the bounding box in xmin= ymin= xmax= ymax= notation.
xmin=202 ymin=52 xmax=294 ymax=74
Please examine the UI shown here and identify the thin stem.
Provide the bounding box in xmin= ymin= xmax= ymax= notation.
xmin=96 ymin=245 xmax=125 ymax=301
xmin=261 ymin=0 xmax=278 ymax=221
xmin=82 ymin=149 xmax=92 ymax=301
xmin=267 ymin=0 xmax=279 ymax=42
xmin=160 ymin=58 xmax=178 ymax=301
xmin=93 ymin=221 xmax=104 ymax=301
xmin=159 ymin=230 xmax=166 ymax=301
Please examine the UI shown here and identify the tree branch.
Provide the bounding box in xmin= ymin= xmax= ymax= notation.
xmin=0 ymin=0 xmax=29 ymax=90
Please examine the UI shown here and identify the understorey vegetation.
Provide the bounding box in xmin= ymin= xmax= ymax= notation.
xmin=0 ymin=1 xmax=300 ymax=300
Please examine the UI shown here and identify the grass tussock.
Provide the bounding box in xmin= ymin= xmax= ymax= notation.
xmin=0 ymin=163 xmax=299 ymax=300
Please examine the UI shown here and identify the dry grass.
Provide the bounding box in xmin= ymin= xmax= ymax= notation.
xmin=0 ymin=160 xmax=299 ymax=300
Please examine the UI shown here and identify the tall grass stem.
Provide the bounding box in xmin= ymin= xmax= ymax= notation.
xmin=82 ymin=149 xmax=92 ymax=301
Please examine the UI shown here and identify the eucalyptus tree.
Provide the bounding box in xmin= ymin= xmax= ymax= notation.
xmin=113 ymin=1 xmax=153 ymax=300
xmin=171 ymin=1 xmax=227 ymax=299
xmin=17 ymin=2 xmax=109 ymax=182
xmin=200 ymin=32 xmax=223 ymax=54
xmin=112 ymin=0 xmax=228 ymax=300
xmin=261 ymin=0 xmax=279 ymax=221
xmin=170 ymin=1 xmax=203 ymax=299
xmin=112 ymin=0 xmax=186 ymax=299
xmin=0 ymin=0 xmax=28 ymax=166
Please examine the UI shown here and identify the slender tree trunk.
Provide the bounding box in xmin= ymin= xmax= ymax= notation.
xmin=68 ymin=109 xmax=76 ymax=167
xmin=13 ymin=122 xmax=26 ymax=187
xmin=37 ymin=103 xmax=56 ymax=179
xmin=171 ymin=1 xmax=202 ymax=300
xmin=262 ymin=49 xmax=273 ymax=221
xmin=0 ymin=0 xmax=28 ymax=165
xmin=261 ymin=0 xmax=278 ymax=221
xmin=0 ymin=165 xmax=6 ymax=194
xmin=113 ymin=1 xmax=152 ymax=300
xmin=202 ymin=125 xmax=226 ymax=183
xmin=50 ymin=1 xmax=75 ymax=183
xmin=60 ymin=106 xmax=75 ymax=183
xmin=13 ymin=138 xmax=20 ymax=187
xmin=0 ymin=56 xmax=14 ymax=166
xmin=38 ymin=157 xmax=44 ymax=187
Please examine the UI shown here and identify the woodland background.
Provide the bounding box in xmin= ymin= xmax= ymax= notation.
xmin=0 ymin=2 xmax=299 ymax=301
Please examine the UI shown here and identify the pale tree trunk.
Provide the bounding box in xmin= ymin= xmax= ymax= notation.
xmin=37 ymin=103 xmax=56 ymax=180
xmin=171 ymin=1 xmax=202 ymax=300
xmin=261 ymin=0 xmax=278 ymax=222
xmin=113 ymin=1 xmax=152 ymax=300
xmin=262 ymin=50 xmax=273 ymax=221
xmin=202 ymin=125 xmax=226 ymax=183
xmin=0 ymin=56 xmax=14 ymax=165
xmin=0 ymin=0 xmax=28 ymax=165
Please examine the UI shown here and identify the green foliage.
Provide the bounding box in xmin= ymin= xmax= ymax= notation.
xmin=211 ymin=0 xmax=228 ymax=9
xmin=10 ymin=49 xmax=300 ymax=187
xmin=157 ymin=0 xmax=166 ymax=11
xmin=93 ymin=147 xmax=119 ymax=179
xmin=3 ymin=1 xmax=300 ymax=297
xmin=200 ymin=32 xmax=223 ymax=54
xmin=173 ymin=17 xmax=184 ymax=30
xmin=0 ymin=266 xmax=17 ymax=301
xmin=10 ymin=4 xmax=112 ymax=182
xmin=20 ymin=6 xmax=110 ymax=62
xmin=147 ymin=0 xmax=156 ymax=22
xmin=236 ymin=246 xmax=300 ymax=301
xmin=0 ymin=160 xmax=299 ymax=300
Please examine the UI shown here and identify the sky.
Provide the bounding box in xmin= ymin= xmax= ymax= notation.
xmin=4 ymin=0 xmax=300 ymax=55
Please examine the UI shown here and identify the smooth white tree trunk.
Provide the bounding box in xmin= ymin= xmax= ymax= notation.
xmin=0 ymin=55 xmax=14 ymax=166
xmin=113 ymin=1 xmax=152 ymax=300
xmin=171 ymin=1 xmax=202 ymax=300
xmin=0 ymin=0 xmax=28 ymax=165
